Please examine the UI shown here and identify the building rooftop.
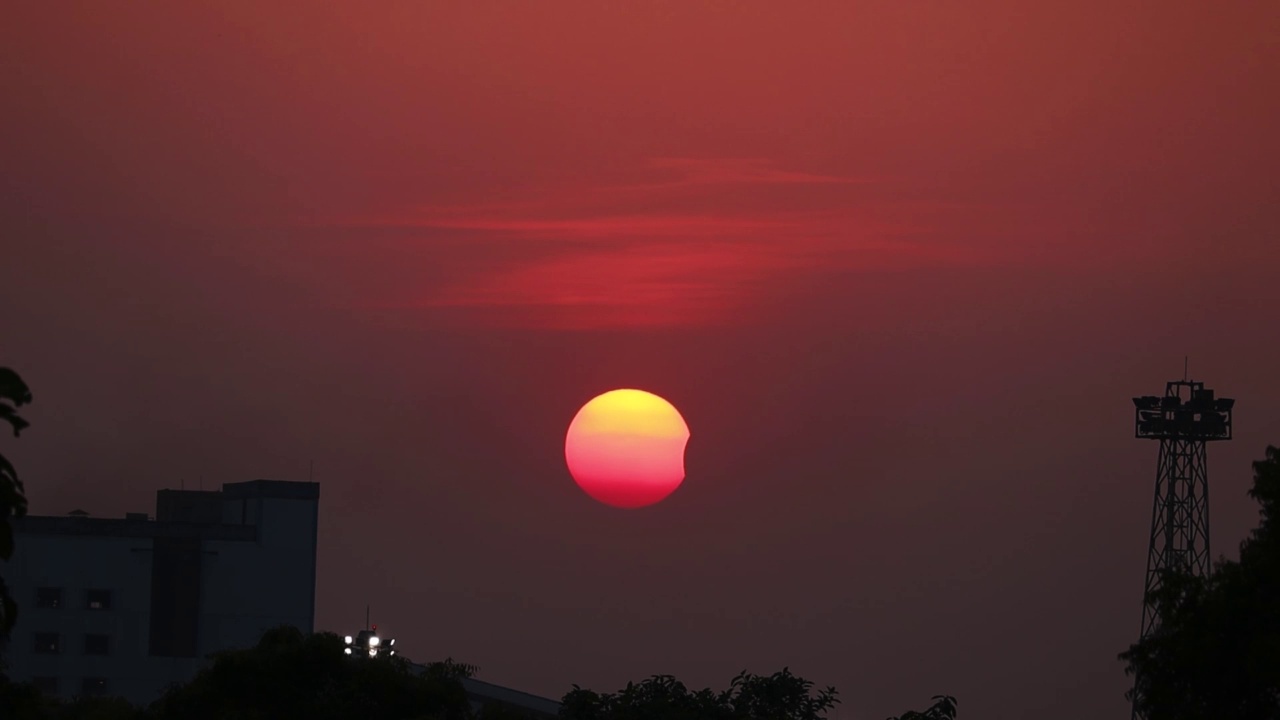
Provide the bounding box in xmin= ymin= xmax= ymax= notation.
xmin=460 ymin=676 xmax=562 ymax=717
xmin=13 ymin=479 xmax=320 ymax=539
xmin=12 ymin=515 xmax=258 ymax=541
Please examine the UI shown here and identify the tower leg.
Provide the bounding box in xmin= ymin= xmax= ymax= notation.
xmin=1132 ymin=438 xmax=1212 ymax=719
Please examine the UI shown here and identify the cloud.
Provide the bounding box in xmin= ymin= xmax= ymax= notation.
xmin=335 ymin=159 xmax=954 ymax=329
xmin=389 ymin=214 xmax=800 ymax=240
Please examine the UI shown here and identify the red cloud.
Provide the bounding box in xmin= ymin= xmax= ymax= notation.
xmin=338 ymin=159 xmax=963 ymax=329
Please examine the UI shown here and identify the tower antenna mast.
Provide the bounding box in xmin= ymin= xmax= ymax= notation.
xmin=1128 ymin=377 xmax=1233 ymax=718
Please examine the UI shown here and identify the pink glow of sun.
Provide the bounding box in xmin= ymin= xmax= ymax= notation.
xmin=564 ymin=389 xmax=690 ymax=508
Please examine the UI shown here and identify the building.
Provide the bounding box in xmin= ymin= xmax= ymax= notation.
xmin=460 ymin=676 xmax=562 ymax=718
xmin=1 ymin=479 xmax=319 ymax=705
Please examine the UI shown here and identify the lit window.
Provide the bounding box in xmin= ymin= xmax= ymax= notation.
xmin=32 ymin=632 xmax=60 ymax=654
xmin=84 ymin=634 xmax=111 ymax=656
xmin=85 ymin=589 xmax=113 ymax=610
xmin=35 ymin=588 xmax=62 ymax=609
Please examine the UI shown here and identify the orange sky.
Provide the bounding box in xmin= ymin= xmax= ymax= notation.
xmin=3 ymin=3 xmax=1279 ymax=718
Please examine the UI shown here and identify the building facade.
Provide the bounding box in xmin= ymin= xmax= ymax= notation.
xmin=1 ymin=479 xmax=319 ymax=706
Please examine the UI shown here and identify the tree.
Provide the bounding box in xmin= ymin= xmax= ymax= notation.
xmin=1 ymin=367 xmax=33 ymax=636
xmin=148 ymin=626 xmax=474 ymax=720
xmin=559 ymin=668 xmax=839 ymax=720
xmin=0 ymin=677 xmax=56 ymax=720
xmin=422 ymin=657 xmax=481 ymax=683
xmin=1121 ymin=445 xmax=1280 ymax=719
xmin=0 ymin=678 xmax=144 ymax=720
xmin=886 ymin=695 xmax=957 ymax=720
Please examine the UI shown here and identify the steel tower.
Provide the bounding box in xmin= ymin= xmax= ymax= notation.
xmin=1129 ymin=379 xmax=1233 ymax=718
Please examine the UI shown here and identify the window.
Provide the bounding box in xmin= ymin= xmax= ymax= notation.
xmin=32 ymin=632 xmax=60 ymax=654
xmin=80 ymin=677 xmax=109 ymax=697
xmin=83 ymin=634 xmax=111 ymax=656
xmin=35 ymin=587 xmax=62 ymax=609
xmin=85 ymin=589 xmax=112 ymax=610
xmin=32 ymin=677 xmax=58 ymax=696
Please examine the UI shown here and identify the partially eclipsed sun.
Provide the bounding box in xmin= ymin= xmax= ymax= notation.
xmin=565 ymin=389 xmax=690 ymax=508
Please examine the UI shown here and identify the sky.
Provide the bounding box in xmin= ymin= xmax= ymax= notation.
xmin=2 ymin=2 xmax=1279 ymax=718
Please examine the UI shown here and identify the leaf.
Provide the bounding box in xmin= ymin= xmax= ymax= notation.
xmin=0 ymin=453 xmax=28 ymax=522
xmin=0 ymin=368 xmax=32 ymax=406
xmin=0 ymin=405 xmax=28 ymax=438
xmin=0 ymin=453 xmax=27 ymax=497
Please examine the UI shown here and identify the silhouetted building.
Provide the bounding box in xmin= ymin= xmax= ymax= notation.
xmin=459 ymin=676 xmax=561 ymax=717
xmin=2 ymin=479 xmax=319 ymax=705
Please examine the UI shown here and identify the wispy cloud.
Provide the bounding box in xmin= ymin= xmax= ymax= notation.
xmin=389 ymin=214 xmax=802 ymax=239
xmin=334 ymin=158 xmax=956 ymax=329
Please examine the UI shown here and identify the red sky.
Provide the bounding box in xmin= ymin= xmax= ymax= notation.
xmin=3 ymin=3 xmax=1279 ymax=718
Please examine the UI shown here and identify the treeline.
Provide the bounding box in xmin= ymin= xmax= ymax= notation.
xmin=1 ymin=627 xmax=487 ymax=720
xmin=1120 ymin=445 xmax=1280 ymax=718
xmin=0 ymin=627 xmax=954 ymax=719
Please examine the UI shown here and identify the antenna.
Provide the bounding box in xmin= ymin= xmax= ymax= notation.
xmin=1183 ymin=356 xmax=1189 ymax=381
xmin=1129 ymin=377 xmax=1233 ymax=719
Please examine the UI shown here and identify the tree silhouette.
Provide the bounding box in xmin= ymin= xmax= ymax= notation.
xmin=559 ymin=668 xmax=838 ymax=720
xmin=148 ymin=626 xmax=473 ymax=720
xmin=1121 ymin=445 xmax=1280 ymax=719
xmin=0 ymin=367 xmax=33 ymax=636
xmin=0 ymin=678 xmax=144 ymax=720
xmin=886 ymin=695 xmax=957 ymax=720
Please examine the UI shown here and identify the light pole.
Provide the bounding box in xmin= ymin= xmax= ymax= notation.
xmin=343 ymin=624 xmax=397 ymax=658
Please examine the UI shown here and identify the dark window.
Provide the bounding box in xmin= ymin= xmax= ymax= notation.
xmin=85 ymin=589 xmax=112 ymax=610
xmin=83 ymin=634 xmax=111 ymax=655
xmin=80 ymin=677 xmax=108 ymax=697
xmin=32 ymin=632 xmax=60 ymax=654
xmin=32 ymin=676 xmax=58 ymax=696
xmin=35 ymin=588 xmax=62 ymax=609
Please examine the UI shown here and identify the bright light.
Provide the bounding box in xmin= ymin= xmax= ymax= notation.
xmin=368 ymin=636 xmax=380 ymax=647
xmin=344 ymin=635 xmax=353 ymax=645
xmin=389 ymin=650 xmax=395 ymax=656
xmin=389 ymin=638 xmax=395 ymax=647
xmin=344 ymin=648 xmax=352 ymax=655
xmin=368 ymin=649 xmax=377 ymax=657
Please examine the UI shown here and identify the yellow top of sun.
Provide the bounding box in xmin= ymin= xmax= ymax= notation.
xmin=570 ymin=389 xmax=690 ymax=439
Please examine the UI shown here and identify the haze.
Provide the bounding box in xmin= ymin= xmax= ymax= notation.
xmin=3 ymin=3 xmax=1279 ymax=718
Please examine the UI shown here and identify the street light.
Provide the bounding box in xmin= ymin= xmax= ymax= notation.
xmin=343 ymin=624 xmax=397 ymax=658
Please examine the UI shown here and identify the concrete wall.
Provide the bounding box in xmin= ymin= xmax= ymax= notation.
xmin=3 ymin=531 xmax=206 ymax=702
xmin=203 ymin=490 xmax=318 ymax=653
xmin=2 ymin=480 xmax=319 ymax=707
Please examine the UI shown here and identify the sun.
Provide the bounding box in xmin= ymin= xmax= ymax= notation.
xmin=564 ymin=389 xmax=690 ymax=508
